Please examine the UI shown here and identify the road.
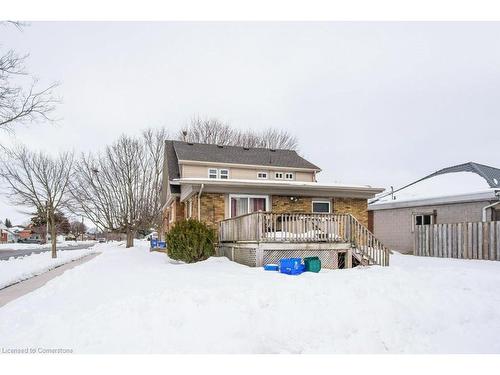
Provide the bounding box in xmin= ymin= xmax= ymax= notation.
xmin=0 ymin=243 xmax=96 ymax=261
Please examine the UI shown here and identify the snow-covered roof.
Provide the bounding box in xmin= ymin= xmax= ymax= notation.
xmin=174 ymin=177 xmax=384 ymax=201
xmin=369 ymin=162 xmax=500 ymax=210
xmin=173 ymin=177 xmax=378 ymax=190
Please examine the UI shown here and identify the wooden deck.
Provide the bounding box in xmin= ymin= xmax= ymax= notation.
xmin=219 ymin=212 xmax=390 ymax=267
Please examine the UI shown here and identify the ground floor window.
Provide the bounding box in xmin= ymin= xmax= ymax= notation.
xmin=312 ymin=200 xmax=331 ymax=213
xmin=415 ymin=214 xmax=433 ymax=226
xmin=230 ymin=194 xmax=268 ymax=217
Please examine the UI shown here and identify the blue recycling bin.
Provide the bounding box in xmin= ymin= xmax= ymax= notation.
xmin=279 ymin=258 xmax=305 ymax=275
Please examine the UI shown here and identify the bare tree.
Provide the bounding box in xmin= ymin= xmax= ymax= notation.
xmin=178 ymin=117 xmax=236 ymax=145
xmin=178 ymin=117 xmax=298 ymax=150
xmin=0 ymin=145 xmax=74 ymax=258
xmin=0 ymin=22 xmax=59 ymax=133
xmin=69 ymin=128 xmax=167 ymax=248
xmin=70 ymin=220 xmax=87 ymax=239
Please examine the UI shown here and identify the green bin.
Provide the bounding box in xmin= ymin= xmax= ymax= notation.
xmin=304 ymin=256 xmax=321 ymax=273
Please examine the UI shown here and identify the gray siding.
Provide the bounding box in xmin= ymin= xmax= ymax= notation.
xmin=372 ymin=200 xmax=490 ymax=254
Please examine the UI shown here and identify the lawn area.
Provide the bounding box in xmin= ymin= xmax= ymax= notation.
xmin=1 ymin=240 xmax=499 ymax=354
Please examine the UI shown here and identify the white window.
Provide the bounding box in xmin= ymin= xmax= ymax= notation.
xmin=208 ymin=168 xmax=218 ymax=179
xmin=257 ymin=172 xmax=268 ymax=179
xmin=219 ymin=169 xmax=229 ymax=179
xmin=285 ymin=172 xmax=294 ymax=180
xmin=229 ymin=194 xmax=269 ymax=217
xmin=312 ymin=200 xmax=331 ymax=213
xmin=275 ymin=172 xmax=283 ymax=179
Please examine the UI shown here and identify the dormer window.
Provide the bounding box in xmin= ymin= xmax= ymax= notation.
xmin=208 ymin=168 xmax=218 ymax=179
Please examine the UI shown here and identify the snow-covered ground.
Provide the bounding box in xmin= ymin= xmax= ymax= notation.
xmin=0 ymin=240 xmax=96 ymax=251
xmin=1 ymin=240 xmax=500 ymax=353
xmin=0 ymin=248 xmax=98 ymax=289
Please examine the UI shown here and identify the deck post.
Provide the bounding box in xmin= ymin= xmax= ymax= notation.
xmin=346 ymin=248 xmax=353 ymax=268
xmin=255 ymin=245 xmax=264 ymax=267
xmin=332 ymin=251 xmax=339 ymax=269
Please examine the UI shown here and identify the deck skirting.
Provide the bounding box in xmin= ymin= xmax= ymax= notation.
xmin=217 ymin=241 xmax=352 ymax=269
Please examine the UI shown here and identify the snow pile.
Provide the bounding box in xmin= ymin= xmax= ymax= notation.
xmin=0 ymin=248 xmax=97 ymax=289
xmin=1 ymin=241 xmax=500 ymax=353
xmin=0 ymin=240 xmax=96 ymax=251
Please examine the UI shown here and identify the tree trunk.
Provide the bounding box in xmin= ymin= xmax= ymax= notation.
xmin=126 ymin=227 xmax=134 ymax=248
xmin=50 ymin=211 xmax=57 ymax=258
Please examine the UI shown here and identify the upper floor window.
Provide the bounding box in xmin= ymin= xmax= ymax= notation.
xmin=219 ymin=169 xmax=229 ymax=179
xmin=208 ymin=168 xmax=229 ymax=179
xmin=208 ymin=168 xmax=218 ymax=179
xmin=257 ymin=172 xmax=268 ymax=179
xmin=275 ymin=172 xmax=283 ymax=179
xmin=285 ymin=172 xmax=294 ymax=180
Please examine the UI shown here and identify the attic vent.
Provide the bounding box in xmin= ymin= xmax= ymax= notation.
xmin=187 ymin=142 xmax=194 ymax=146
xmin=270 ymin=149 xmax=276 ymax=152
xmin=243 ymin=147 xmax=250 ymax=150
xmin=217 ymin=145 xmax=224 ymax=148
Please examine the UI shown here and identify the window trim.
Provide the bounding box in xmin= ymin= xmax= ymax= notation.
xmin=285 ymin=172 xmax=294 ymax=180
xmin=275 ymin=172 xmax=283 ymax=179
xmin=257 ymin=171 xmax=268 ymax=179
xmin=312 ymin=200 xmax=331 ymax=214
xmin=229 ymin=194 xmax=270 ymax=218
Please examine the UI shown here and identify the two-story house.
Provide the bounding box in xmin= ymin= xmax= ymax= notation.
xmin=160 ymin=140 xmax=391 ymax=269
xmin=161 ymin=140 xmax=383 ymax=233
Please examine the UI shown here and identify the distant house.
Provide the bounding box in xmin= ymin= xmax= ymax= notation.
xmin=0 ymin=222 xmax=18 ymax=243
xmin=368 ymin=162 xmax=500 ymax=254
xmin=160 ymin=140 xmax=390 ymax=268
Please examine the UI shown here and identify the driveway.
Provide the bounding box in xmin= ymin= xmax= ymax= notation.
xmin=0 ymin=243 xmax=96 ymax=260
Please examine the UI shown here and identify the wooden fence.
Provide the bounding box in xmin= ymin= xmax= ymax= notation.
xmin=415 ymin=221 xmax=500 ymax=260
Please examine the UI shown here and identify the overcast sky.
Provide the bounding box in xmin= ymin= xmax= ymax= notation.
xmin=1 ymin=22 xmax=499 ymax=224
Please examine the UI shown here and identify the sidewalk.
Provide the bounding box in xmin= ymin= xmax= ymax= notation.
xmin=0 ymin=252 xmax=100 ymax=308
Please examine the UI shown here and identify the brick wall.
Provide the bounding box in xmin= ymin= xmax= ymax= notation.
xmin=271 ymin=195 xmax=317 ymax=213
xmin=333 ymin=197 xmax=368 ymax=227
xmin=162 ymin=198 xmax=185 ymax=234
xmin=271 ymin=195 xmax=368 ymax=228
xmin=199 ymin=193 xmax=225 ymax=229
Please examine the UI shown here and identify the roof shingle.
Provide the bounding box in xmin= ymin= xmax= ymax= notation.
xmin=170 ymin=140 xmax=320 ymax=171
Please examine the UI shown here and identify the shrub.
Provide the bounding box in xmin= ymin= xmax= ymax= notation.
xmin=166 ymin=219 xmax=216 ymax=263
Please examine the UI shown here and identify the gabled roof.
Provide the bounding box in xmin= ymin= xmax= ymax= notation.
xmin=170 ymin=140 xmax=321 ymax=171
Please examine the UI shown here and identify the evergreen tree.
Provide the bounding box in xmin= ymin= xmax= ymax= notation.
xmin=4 ymin=218 xmax=12 ymax=228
